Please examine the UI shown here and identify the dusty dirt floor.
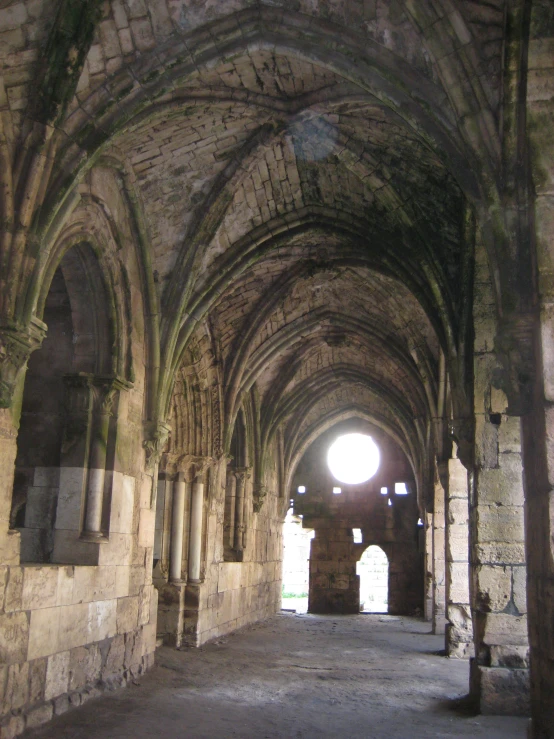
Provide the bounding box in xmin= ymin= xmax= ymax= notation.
xmin=24 ymin=613 xmax=529 ymax=739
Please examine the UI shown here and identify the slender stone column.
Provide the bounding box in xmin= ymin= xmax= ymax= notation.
xmin=233 ymin=469 xmax=246 ymax=554
xmin=170 ymin=474 xmax=187 ymax=583
xmin=82 ymin=379 xmax=116 ymax=540
xmin=188 ymin=477 xmax=204 ymax=583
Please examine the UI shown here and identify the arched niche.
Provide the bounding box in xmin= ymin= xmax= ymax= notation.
xmin=11 ymin=242 xmax=116 ymax=562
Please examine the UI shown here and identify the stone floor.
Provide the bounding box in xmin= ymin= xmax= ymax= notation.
xmin=24 ymin=613 xmax=529 ymax=739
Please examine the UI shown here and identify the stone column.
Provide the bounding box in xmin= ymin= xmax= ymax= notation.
xmin=169 ymin=473 xmax=187 ymax=583
xmin=470 ymin=404 xmax=529 ymax=714
xmin=432 ymin=467 xmax=446 ymax=635
xmin=188 ymin=476 xmax=204 ymax=583
xmin=233 ymin=469 xmax=246 ymax=554
xmin=82 ymin=378 xmax=118 ymax=540
xmin=524 ymin=14 xmax=554 ymax=735
xmin=424 ymin=510 xmax=433 ymax=622
xmin=445 ymin=451 xmax=473 ymax=659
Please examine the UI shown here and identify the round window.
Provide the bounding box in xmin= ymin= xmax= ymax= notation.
xmin=327 ymin=433 xmax=380 ymax=485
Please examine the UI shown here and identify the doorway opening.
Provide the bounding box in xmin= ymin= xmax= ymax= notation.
xmin=357 ymin=545 xmax=389 ymax=613
xmin=281 ymin=507 xmax=314 ymax=614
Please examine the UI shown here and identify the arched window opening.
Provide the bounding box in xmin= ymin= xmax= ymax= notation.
xmin=11 ymin=245 xmax=117 ymax=564
xmin=357 ymin=545 xmax=389 ymax=613
xmin=223 ymin=410 xmax=248 ymax=562
xmin=281 ymin=507 xmax=314 ymax=614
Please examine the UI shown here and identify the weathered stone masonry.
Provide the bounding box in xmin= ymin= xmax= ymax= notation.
xmin=0 ymin=1 xmax=553 ymax=737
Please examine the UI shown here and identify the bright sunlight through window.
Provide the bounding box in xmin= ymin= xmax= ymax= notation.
xmin=327 ymin=433 xmax=380 ymax=485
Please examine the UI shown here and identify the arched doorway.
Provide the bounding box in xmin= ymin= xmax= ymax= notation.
xmin=357 ymin=545 xmax=389 ymax=613
xmin=281 ymin=507 xmax=314 ymax=614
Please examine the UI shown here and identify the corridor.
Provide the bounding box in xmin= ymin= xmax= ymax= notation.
xmin=24 ymin=614 xmax=528 ymax=739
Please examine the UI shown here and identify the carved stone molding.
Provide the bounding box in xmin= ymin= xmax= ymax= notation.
xmin=0 ymin=318 xmax=46 ymax=409
xmin=448 ymin=418 xmax=474 ymax=471
xmin=252 ymin=482 xmax=269 ymax=513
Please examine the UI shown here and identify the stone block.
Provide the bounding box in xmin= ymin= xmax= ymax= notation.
xmin=23 ymin=486 xmax=58 ymax=528
xmin=447 ymin=562 xmax=469 ymax=604
xmin=218 ymin=562 xmax=243 ymax=593
xmin=116 ymin=596 xmax=139 ymax=634
xmin=446 ymin=528 xmax=469 ymax=561
xmin=481 ymin=612 xmax=528 ymax=647
xmin=110 ymin=473 xmax=136 ymax=535
xmin=25 ymin=702 xmax=53 ymax=729
xmin=56 ymin=566 xmax=75 ymax=606
xmin=138 ymin=587 xmax=151 ymax=627
xmin=5 ymin=662 xmax=29 ymax=710
xmin=473 ymin=564 xmax=512 ymax=612
xmin=490 ymin=645 xmax=529 ymax=669
xmin=474 ymin=504 xmax=525 ymax=544
xmin=98 ymin=533 xmax=133 ymax=566
xmin=53 ymin=693 xmax=70 ymax=715
xmin=69 ymin=644 xmax=102 ymax=691
xmin=56 ymin=603 xmax=89 ymax=652
xmin=28 ymin=658 xmax=47 ymax=705
xmin=33 ymin=467 xmax=61 ymax=487
xmin=141 ymin=623 xmax=157 ymax=657
xmin=114 ymin=566 xmax=131 ymax=598
xmin=128 ymin=566 xmax=145 ymax=596
xmin=55 ymin=467 xmax=87 ymax=531
xmin=52 ymin=530 xmax=100 ymax=566
xmin=4 ymin=568 xmax=22 ymax=612
xmin=88 ymin=599 xmax=117 ymax=642
xmin=0 ymin=566 xmax=6 ymax=611
xmin=104 ymin=635 xmax=125 ymax=676
xmin=513 ymin=566 xmax=527 ymax=614
xmin=471 ymin=663 xmax=530 ymax=716
xmin=22 ymin=566 xmax=59 ymax=610
xmin=0 ymin=611 xmax=29 ymax=664
xmin=73 ymin=566 xmax=116 ymax=604
xmin=447 ymin=498 xmax=468 ymax=525
xmin=28 ymin=606 xmax=61 ymax=661
xmin=45 ymin=650 xmax=70 ymax=700
xmin=475 ymin=542 xmax=526 ymax=566
xmin=0 ymin=714 xmax=25 ymax=739
xmin=138 ymin=508 xmax=155 ymax=548
xmin=477 ymin=458 xmax=524 ymax=506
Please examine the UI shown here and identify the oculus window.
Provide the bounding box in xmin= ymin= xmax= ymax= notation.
xmin=327 ymin=433 xmax=380 ymax=485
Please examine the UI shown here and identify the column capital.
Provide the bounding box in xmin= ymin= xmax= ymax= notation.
xmin=0 ymin=318 xmax=46 ymax=408
xmin=253 ymin=482 xmax=269 ymax=513
xmin=448 ymin=418 xmax=474 ymax=470
xmin=143 ymin=419 xmax=171 ymax=471
xmin=232 ymin=466 xmax=252 ymax=484
xmin=163 ymin=453 xmax=215 ymax=482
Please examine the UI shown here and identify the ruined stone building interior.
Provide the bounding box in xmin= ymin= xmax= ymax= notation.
xmin=0 ymin=0 xmax=553 ymax=737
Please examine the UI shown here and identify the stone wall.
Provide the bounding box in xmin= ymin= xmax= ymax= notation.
xmin=0 ymin=563 xmax=157 ymax=737
xmin=293 ymin=422 xmax=423 ymax=616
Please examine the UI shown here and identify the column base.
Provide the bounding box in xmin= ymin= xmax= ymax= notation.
xmin=79 ymin=531 xmax=109 ymax=543
xmin=470 ymin=659 xmax=530 ymax=716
